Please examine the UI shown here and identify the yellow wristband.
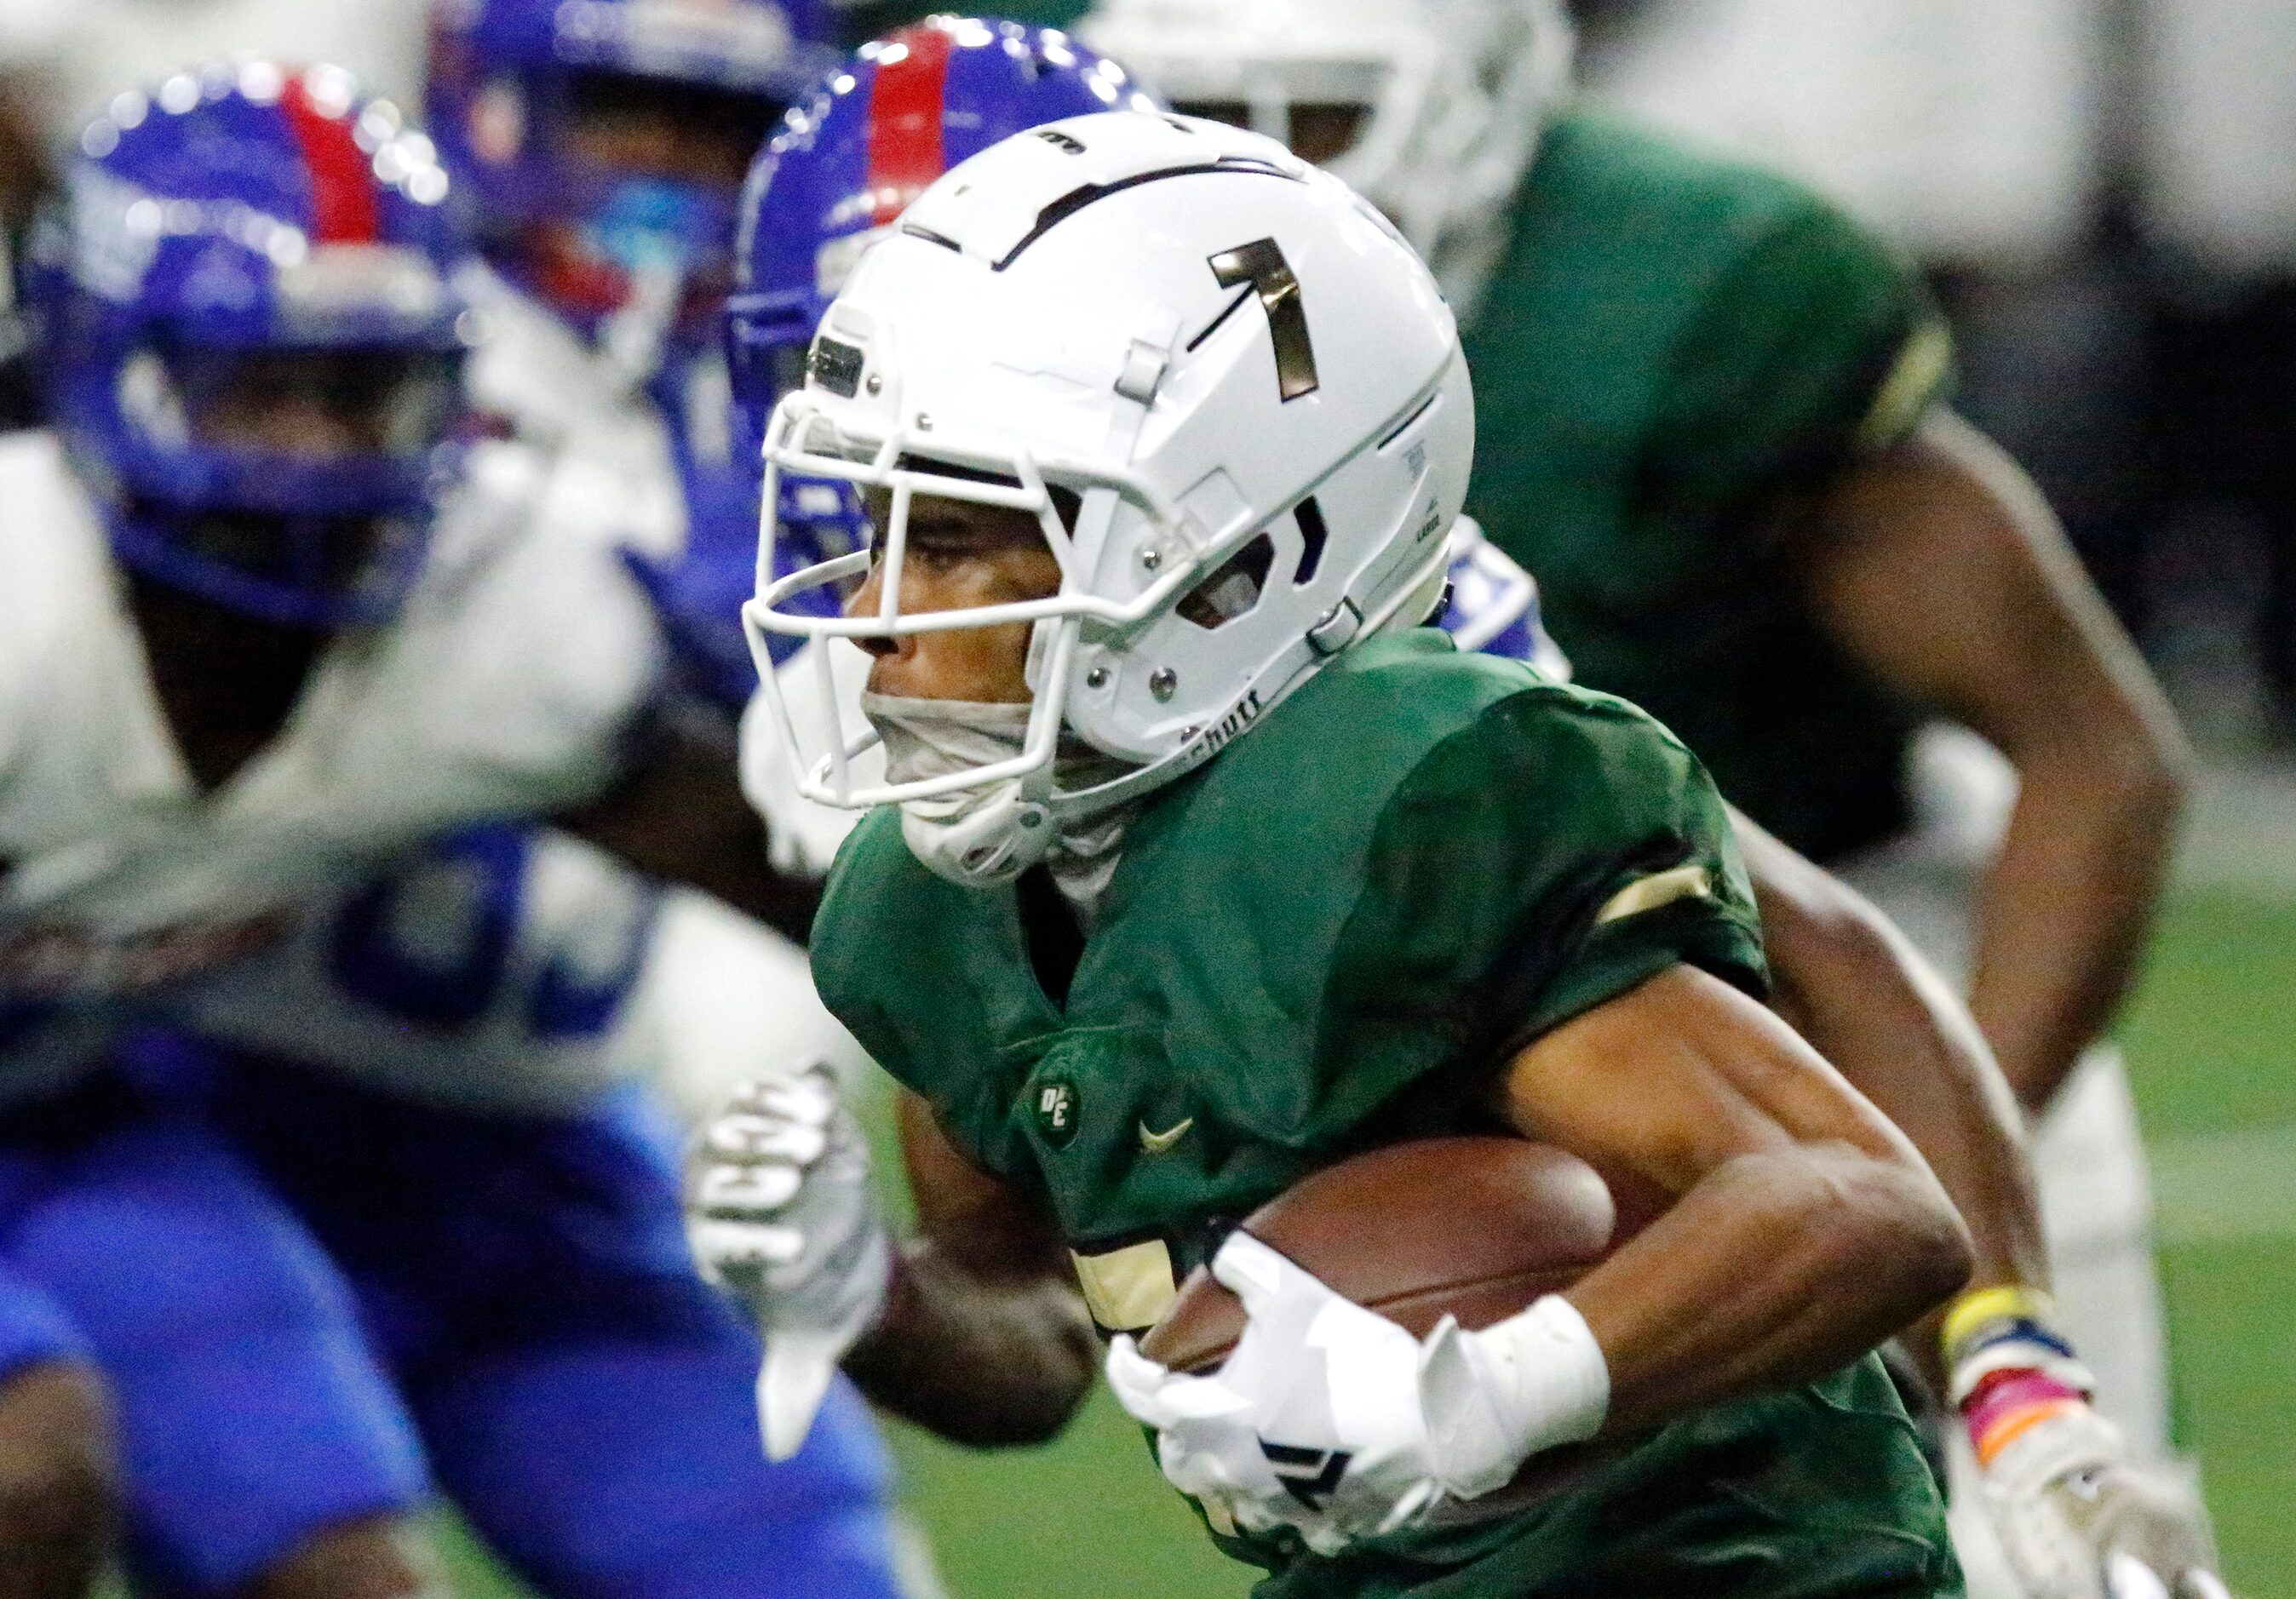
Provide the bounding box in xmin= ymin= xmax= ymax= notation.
xmin=1940 ymin=1284 xmax=2056 ymax=1362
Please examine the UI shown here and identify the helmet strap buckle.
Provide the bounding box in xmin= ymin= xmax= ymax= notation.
xmin=1306 ymin=597 xmax=1363 ymax=656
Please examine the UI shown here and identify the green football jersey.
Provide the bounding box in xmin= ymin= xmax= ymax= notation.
xmin=1462 ymin=107 xmax=1954 ymax=861
xmin=812 ymin=632 xmax=1959 ymax=1599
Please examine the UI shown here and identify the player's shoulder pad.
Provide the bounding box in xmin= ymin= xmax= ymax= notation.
xmin=1189 ymin=627 xmax=1726 ymax=883
xmin=1181 ymin=625 xmax=1645 ymax=823
xmin=1105 ymin=632 xmax=1593 ymax=918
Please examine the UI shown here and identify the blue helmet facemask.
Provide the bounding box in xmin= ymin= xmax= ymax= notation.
xmin=95 ymin=340 xmax=465 ymax=628
xmin=585 ymin=172 xmax=740 ymax=279
xmin=428 ymin=0 xmax=833 ymax=341
xmin=42 ymin=61 xmax=479 ymax=632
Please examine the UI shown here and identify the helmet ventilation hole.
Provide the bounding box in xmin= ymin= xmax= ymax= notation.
xmin=1177 ymin=532 xmax=1275 ymax=629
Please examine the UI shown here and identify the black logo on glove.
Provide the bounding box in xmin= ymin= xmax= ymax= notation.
xmin=1260 ymin=1440 xmax=1351 ymax=1510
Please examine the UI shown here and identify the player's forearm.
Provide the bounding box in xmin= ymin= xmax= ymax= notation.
xmin=841 ymin=1241 xmax=1097 ymax=1447
xmin=0 ymin=76 xmax=55 ymax=227
xmin=1970 ymin=751 xmax=2184 ymax=1115
xmin=1804 ymin=413 xmax=2190 ymax=1115
xmin=1496 ymin=969 xmax=1966 ymax=1432
xmin=1564 ymin=1141 xmax=1971 ymax=1435
xmin=1745 ymin=818 xmax=2045 ymax=1298
xmin=560 ymin=713 xmax=823 ymax=942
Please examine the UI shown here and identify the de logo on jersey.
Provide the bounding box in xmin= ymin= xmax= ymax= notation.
xmin=1034 ymin=1077 xmax=1080 ymax=1149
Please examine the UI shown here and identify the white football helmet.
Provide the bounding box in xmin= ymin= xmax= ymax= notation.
xmin=743 ymin=112 xmax=1473 ymax=887
xmin=1078 ymin=0 xmax=1575 ymax=312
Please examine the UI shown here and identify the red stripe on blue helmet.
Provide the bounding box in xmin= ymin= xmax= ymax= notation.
xmin=279 ymin=72 xmax=381 ymax=244
xmin=864 ymin=22 xmax=955 ymax=226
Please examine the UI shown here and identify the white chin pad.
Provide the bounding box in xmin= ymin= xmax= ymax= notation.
xmin=899 ymin=785 xmax=1055 ymax=887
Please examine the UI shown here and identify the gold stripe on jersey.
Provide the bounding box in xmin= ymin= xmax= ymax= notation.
xmin=1858 ymin=318 xmax=1954 ymax=450
xmin=1071 ymin=1239 xmax=1179 ymax=1334
xmin=1595 ymin=864 xmax=1713 ymax=926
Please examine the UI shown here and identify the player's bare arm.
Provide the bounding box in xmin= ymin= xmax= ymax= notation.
xmin=1733 ymin=811 xmax=2046 ymax=1340
xmin=1495 ymin=963 xmax=1972 ymax=1433
xmin=0 ymin=72 xmax=50 ymax=231
xmin=1798 ymin=410 xmax=2190 ymax=1114
xmin=1708 ymin=825 xmax=2213 ymax=1591
xmin=841 ymin=1091 xmax=1097 ymax=1447
xmin=1744 ymin=811 xmax=2232 ymax=1599
xmin=557 ymin=713 xmax=823 ymax=942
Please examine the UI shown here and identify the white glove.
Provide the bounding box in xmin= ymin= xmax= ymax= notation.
xmin=685 ymin=1068 xmax=892 ymax=1460
xmin=1982 ymin=1404 xmax=2232 ymax=1599
xmin=1105 ymin=1232 xmax=1606 ymax=1556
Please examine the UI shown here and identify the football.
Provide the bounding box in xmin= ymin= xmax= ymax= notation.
xmin=1139 ymin=1136 xmax=1631 ymax=1374
xmin=1139 ymin=1135 xmax=1657 ymax=1521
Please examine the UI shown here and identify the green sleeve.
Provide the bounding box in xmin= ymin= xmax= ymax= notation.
xmin=1324 ymin=686 xmax=1767 ymax=1099
xmin=1650 ymin=193 xmax=1953 ymax=510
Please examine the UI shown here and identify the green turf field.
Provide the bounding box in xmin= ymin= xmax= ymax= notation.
xmin=2119 ymin=889 xmax=2296 ymax=1594
xmin=442 ymin=885 xmax=2296 ymax=1599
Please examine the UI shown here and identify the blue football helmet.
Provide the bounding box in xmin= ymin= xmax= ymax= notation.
xmin=428 ymin=0 xmax=836 ymax=339
xmin=675 ymin=14 xmax=1156 ymax=694
xmin=42 ymin=61 xmax=475 ymax=629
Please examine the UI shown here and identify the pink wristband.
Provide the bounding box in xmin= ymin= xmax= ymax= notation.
xmin=1963 ymin=1369 xmax=2087 ymax=1465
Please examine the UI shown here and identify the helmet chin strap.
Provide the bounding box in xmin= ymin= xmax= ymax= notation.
xmin=900 ymin=783 xmax=1055 ymax=888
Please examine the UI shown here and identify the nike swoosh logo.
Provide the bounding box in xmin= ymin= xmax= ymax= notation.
xmin=1138 ymin=1117 xmax=1194 ymax=1155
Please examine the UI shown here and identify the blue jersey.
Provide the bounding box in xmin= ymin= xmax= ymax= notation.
xmin=0 ymin=826 xmax=898 ymax=1598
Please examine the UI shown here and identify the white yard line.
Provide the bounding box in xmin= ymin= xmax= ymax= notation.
xmin=2148 ymin=1123 xmax=2296 ymax=1247
xmin=2174 ymin=760 xmax=2296 ymax=903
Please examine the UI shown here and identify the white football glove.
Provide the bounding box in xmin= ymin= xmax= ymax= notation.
xmin=1105 ymin=1232 xmax=1607 ymax=1556
xmin=1982 ymin=1404 xmax=2232 ymax=1599
xmin=685 ymin=1068 xmax=892 ymax=1460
